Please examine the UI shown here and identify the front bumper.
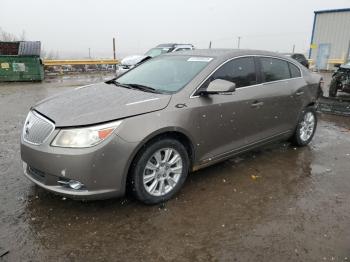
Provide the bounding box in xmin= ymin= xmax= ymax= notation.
xmin=21 ymin=132 xmax=138 ymax=200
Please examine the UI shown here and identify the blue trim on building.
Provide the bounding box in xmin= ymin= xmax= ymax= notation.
xmin=309 ymin=8 xmax=350 ymax=59
xmin=308 ymin=13 xmax=317 ymax=59
xmin=314 ymin=8 xmax=350 ymax=14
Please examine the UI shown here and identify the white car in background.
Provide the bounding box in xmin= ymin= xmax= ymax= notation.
xmin=116 ymin=43 xmax=194 ymax=76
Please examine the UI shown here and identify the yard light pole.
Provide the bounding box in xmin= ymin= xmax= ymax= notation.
xmin=237 ymin=36 xmax=241 ymax=49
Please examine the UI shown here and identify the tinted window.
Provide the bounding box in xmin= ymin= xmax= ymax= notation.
xmin=260 ymin=57 xmax=290 ymax=82
xmin=174 ymin=48 xmax=191 ymax=52
xmin=144 ymin=48 xmax=170 ymax=57
xmin=289 ymin=63 xmax=301 ymax=78
xmin=211 ymin=57 xmax=257 ymax=88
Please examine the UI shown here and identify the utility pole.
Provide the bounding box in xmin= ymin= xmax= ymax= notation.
xmin=88 ymin=48 xmax=91 ymax=59
xmin=113 ymin=37 xmax=116 ymax=70
xmin=292 ymin=44 xmax=295 ymax=53
xmin=237 ymin=36 xmax=241 ymax=49
xmin=113 ymin=37 xmax=116 ymax=60
xmin=209 ymin=41 xmax=212 ymax=49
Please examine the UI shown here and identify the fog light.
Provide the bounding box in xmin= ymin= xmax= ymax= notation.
xmin=68 ymin=180 xmax=84 ymax=190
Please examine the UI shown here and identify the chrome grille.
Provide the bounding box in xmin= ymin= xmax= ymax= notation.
xmin=23 ymin=111 xmax=55 ymax=145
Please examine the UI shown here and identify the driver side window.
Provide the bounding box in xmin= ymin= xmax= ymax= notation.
xmin=209 ymin=57 xmax=257 ymax=88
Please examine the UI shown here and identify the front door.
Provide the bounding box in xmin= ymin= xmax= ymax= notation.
xmin=190 ymin=57 xmax=266 ymax=163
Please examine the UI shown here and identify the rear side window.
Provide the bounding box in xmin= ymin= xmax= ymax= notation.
xmin=289 ymin=63 xmax=301 ymax=78
xmin=260 ymin=57 xmax=290 ymax=82
xmin=211 ymin=57 xmax=257 ymax=88
xmin=174 ymin=48 xmax=191 ymax=52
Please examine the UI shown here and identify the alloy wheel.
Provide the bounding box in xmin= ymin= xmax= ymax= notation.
xmin=143 ymin=148 xmax=183 ymax=196
xmin=299 ymin=112 xmax=315 ymax=142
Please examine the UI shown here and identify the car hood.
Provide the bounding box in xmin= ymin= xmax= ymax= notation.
xmin=340 ymin=62 xmax=350 ymax=70
xmin=33 ymin=82 xmax=171 ymax=127
xmin=120 ymin=55 xmax=148 ymax=66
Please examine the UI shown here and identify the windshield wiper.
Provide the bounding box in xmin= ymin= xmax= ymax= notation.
xmin=111 ymin=81 xmax=134 ymax=89
xmin=109 ymin=80 xmax=161 ymax=93
xmin=125 ymin=83 xmax=160 ymax=93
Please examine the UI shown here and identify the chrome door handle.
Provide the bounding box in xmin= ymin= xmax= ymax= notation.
xmin=296 ymin=91 xmax=304 ymax=96
xmin=251 ymin=101 xmax=264 ymax=108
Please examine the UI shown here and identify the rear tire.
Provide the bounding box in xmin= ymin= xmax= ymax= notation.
xmin=329 ymin=78 xmax=338 ymax=97
xmin=292 ymin=107 xmax=317 ymax=147
xmin=130 ymin=138 xmax=189 ymax=205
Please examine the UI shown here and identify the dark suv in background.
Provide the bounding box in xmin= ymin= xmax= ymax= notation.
xmin=283 ymin=53 xmax=309 ymax=68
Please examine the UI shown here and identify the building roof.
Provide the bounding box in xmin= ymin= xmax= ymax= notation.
xmin=315 ymin=8 xmax=350 ymax=14
xmin=0 ymin=41 xmax=41 ymax=56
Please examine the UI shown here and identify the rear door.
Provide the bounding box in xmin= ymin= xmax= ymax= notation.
xmin=256 ymin=57 xmax=303 ymax=135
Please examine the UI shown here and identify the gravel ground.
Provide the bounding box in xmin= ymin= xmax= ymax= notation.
xmin=1 ymin=74 xmax=350 ymax=262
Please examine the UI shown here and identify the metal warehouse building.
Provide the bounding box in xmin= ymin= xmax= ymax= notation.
xmin=309 ymin=8 xmax=350 ymax=70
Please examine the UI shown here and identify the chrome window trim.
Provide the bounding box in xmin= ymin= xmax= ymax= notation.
xmin=190 ymin=54 xmax=303 ymax=98
xmin=23 ymin=110 xmax=56 ymax=146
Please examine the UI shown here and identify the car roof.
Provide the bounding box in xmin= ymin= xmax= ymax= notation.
xmin=282 ymin=53 xmax=305 ymax=56
xmin=165 ymin=48 xmax=290 ymax=61
xmin=156 ymin=43 xmax=193 ymax=48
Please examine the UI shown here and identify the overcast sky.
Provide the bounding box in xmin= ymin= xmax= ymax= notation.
xmin=1 ymin=0 xmax=349 ymax=58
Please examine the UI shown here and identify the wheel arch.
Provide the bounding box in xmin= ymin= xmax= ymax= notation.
xmin=122 ymin=128 xmax=196 ymax=190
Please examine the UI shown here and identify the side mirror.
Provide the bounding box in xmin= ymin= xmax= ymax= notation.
xmin=200 ymin=79 xmax=236 ymax=95
xmin=334 ymin=63 xmax=341 ymax=68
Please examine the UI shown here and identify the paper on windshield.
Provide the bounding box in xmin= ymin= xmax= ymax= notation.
xmin=187 ymin=57 xmax=213 ymax=62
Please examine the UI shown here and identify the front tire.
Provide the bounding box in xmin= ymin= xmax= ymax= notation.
xmin=130 ymin=138 xmax=189 ymax=205
xmin=329 ymin=78 xmax=338 ymax=97
xmin=292 ymin=107 xmax=317 ymax=147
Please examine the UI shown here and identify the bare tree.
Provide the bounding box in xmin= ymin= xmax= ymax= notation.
xmin=0 ymin=28 xmax=60 ymax=59
xmin=44 ymin=50 xmax=60 ymax=59
xmin=0 ymin=28 xmax=26 ymax=41
xmin=19 ymin=30 xmax=26 ymax=41
xmin=0 ymin=27 xmax=18 ymax=41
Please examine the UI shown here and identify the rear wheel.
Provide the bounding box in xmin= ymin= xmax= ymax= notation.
xmin=130 ymin=138 xmax=189 ymax=205
xmin=329 ymin=78 xmax=338 ymax=97
xmin=292 ymin=107 xmax=317 ymax=147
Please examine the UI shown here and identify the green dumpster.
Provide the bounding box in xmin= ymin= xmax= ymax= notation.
xmin=0 ymin=41 xmax=44 ymax=82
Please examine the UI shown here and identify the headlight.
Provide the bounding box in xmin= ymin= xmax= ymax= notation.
xmin=51 ymin=121 xmax=122 ymax=148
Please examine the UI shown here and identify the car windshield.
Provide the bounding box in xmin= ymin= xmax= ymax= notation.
xmin=144 ymin=47 xmax=171 ymax=57
xmin=116 ymin=56 xmax=212 ymax=93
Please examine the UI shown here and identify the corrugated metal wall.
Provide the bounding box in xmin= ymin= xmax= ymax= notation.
xmin=310 ymin=11 xmax=350 ymax=61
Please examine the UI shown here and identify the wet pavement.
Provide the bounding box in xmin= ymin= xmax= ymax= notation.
xmin=1 ymin=74 xmax=350 ymax=261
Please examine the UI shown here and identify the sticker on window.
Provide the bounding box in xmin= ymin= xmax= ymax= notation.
xmin=187 ymin=57 xmax=213 ymax=62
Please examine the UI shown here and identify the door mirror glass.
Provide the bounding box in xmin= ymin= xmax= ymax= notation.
xmin=201 ymin=79 xmax=236 ymax=95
